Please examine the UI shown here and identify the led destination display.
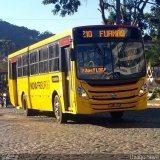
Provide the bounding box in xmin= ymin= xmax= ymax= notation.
xmin=74 ymin=26 xmax=141 ymax=43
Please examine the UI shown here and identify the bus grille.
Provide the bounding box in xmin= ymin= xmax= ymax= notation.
xmin=88 ymin=88 xmax=138 ymax=100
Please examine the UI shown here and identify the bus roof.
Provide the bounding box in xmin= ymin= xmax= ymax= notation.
xmin=73 ymin=24 xmax=138 ymax=30
xmin=8 ymin=24 xmax=139 ymax=59
xmin=8 ymin=28 xmax=72 ymax=58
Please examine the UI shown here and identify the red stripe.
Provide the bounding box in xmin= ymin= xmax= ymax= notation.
xmin=10 ymin=57 xmax=17 ymax=63
xmin=59 ymin=36 xmax=71 ymax=47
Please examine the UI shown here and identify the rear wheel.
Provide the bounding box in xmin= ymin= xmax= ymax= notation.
xmin=110 ymin=111 xmax=124 ymax=120
xmin=22 ymin=95 xmax=34 ymax=116
xmin=54 ymin=95 xmax=67 ymax=123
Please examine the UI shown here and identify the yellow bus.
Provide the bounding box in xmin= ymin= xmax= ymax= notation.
xmin=8 ymin=25 xmax=148 ymax=123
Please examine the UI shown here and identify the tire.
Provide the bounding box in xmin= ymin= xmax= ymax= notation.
xmin=3 ymin=99 xmax=7 ymax=108
xmin=22 ymin=95 xmax=33 ymax=116
xmin=54 ymin=95 xmax=67 ymax=123
xmin=0 ymin=97 xmax=3 ymax=107
xmin=110 ymin=111 xmax=124 ymax=120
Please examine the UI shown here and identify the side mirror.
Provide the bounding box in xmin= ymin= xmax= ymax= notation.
xmin=70 ymin=49 xmax=75 ymax=61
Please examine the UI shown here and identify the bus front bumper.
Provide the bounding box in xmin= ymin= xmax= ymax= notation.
xmin=75 ymin=94 xmax=148 ymax=114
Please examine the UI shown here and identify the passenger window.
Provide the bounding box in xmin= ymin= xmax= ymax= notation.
xmin=49 ymin=44 xmax=59 ymax=72
xmin=30 ymin=51 xmax=39 ymax=75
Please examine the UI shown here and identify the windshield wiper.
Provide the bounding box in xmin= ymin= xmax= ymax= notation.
xmin=94 ymin=43 xmax=104 ymax=58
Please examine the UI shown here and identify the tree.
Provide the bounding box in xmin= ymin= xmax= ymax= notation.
xmin=42 ymin=0 xmax=159 ymax=27
xmin=155 ymin=0 xmax=160 ymax=4
xmin=38 ymin=31 xmax=54 ymax=41
xmin=0 ymin=40 xmax=17 ymax=57
xmin=145 ymin=5 xmax=160 ymax=39
xmin=144 ymin=3 xmax=160 ymax=66
xmin=145 ymin=40 xmax=160 ymax=66
xmin=99 ymin=0 xmax=159 ymax=31
xmin=0 ymin=20 xmax=55 ymax=54
xmin=42 ymin=0 xmax=81 ymax=17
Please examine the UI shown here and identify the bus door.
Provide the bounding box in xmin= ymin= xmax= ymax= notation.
xmin=62 ymin=47 xmax=73 ymax=110
xmin=22 ymin=51 xmax=31 ymax=108
xmin=9 ymin=60 xmax=18 ymax=106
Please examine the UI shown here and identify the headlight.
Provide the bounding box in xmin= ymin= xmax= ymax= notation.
xmin=138 ymin=83 xmax=148 ymax=96
xmin=76 ymin=86 xmax=89 ymax=100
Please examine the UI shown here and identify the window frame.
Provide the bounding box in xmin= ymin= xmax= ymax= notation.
xmin=22 ymin=53 xmax=29 ymax=77
xmin=29 ymin=50 xmax=39 ymax=76
xmin=39 ymin=46 xmax=49 ymax=74
xmin=48 ymin=43 xmax=60 ymax=72
xmin=17 ymin=55 xmax=23 ymax=78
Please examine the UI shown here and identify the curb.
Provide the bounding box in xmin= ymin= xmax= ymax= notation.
xmin=147 ymin=103 xmax=160 ymax=107
xmin=147 ymin=100 xmax=160 ymax=107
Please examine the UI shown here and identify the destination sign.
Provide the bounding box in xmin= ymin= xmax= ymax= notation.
xmin=82 ymin=29 xmax=127 ymax=38
xmin=81 ymin=67 xmax=107 ymax=73
xmin=74 ymin=26 xmax=141 ymax=43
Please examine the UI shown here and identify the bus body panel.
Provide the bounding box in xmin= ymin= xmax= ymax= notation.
xmin=29 ymin=75 xmax=51 ymax=110
xmin=8 ymin=80 xmax=18 ymax=106
xmin=17 ymin=77 xmax=29 ymax=108
xmin=8 ymin=30 xmax=73 ymax=111
xmin=21 ymin=72 xmax=65 ymax=112
xmin=75 ymin=94 xmax=147 ymax=114
xmin=74 ymin=78 xmax=147 ymax=114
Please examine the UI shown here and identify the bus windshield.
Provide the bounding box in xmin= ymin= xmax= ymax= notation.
xmin=76 ymin=42 xmax=146 ymax=80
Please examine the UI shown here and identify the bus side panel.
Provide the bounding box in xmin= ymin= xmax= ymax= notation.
xmin=29 ymin=76 xmax=45 ymax=110
xmin=29 ymin=74 xmax=53 ymax=111
xmin=17 ymin=78 xmax=30 ymax=108
xmin=8 ymin=79 xmax=18 ymax=106
xmin=50 ymin=72 xmax=65 ymax=112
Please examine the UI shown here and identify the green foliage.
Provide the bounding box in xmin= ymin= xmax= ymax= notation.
xmin=107 ymin=12 xmax=116 ymax=24
xmin=145 ymin=39 xmax=160 ymax=66
xmin=144 ymin=4 xmax=160 ymax=67
xmin=149 ymin=87 xmax=160 ymax=100
xmin=155 ymin=0 xmax=160 ymax=4
xmin=38 ymin=31 xmax=54 ymax=41
xmin=41 ymin=0 xmax=160 ymax=32
xmin=0 ymin=60 xmax=7 ymax=74
xmin=98 ymin=0 xmax=159 ymax=29
xmin=0 ymin=20 xmax=53 ymax=56
xmin=0 ymin=40 xmax=16 ymax=57
xmin=144 ymin=6 xmax=160 ymax=38
xmin=42 ymin=0 xmax=81 ymax=17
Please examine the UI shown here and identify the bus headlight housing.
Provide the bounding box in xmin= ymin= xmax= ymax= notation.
xmin=76 ymin=86 xmax=89 ymax=100
xmin=138 ymin=83 xmax=148 ymax=96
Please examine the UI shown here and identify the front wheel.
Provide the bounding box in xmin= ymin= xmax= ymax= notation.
xmin=110 ymin=111 xmax=124 ymax=120
xmin=54 ymin=95 xmax=67 ymax=123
